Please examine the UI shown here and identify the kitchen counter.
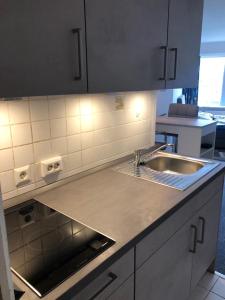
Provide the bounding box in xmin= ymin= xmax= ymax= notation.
xmin=13 ymin=158 xmax=225 ymax=300
xmin=156 ymin=116 xmax=217 ymax=128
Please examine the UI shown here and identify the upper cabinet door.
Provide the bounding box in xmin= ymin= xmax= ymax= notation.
xmin=85 ymin=0 xmax=169 ymax=93
xmin=0 ymin=0 xmax=87 ymax=97
xmin=166 ymin=0 xmax=204 ymax=89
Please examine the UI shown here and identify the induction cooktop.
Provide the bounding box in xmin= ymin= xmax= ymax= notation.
xmin=5 ymin=199 xmax=115 ymax=297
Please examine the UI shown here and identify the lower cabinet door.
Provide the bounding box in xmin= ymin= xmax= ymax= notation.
xmin=191 ymin=191 xmax=222 ymax=290
xmin=108 ymin=275 xmax=134 ymax=300
xmin=136 ymin=219 xmax=194 ymax=300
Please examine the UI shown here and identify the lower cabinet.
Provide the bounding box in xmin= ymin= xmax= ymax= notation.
xmin=136 ymin=190 xmax=223 ymax=300
xmin=191 ymin=191 xmax=222 ymax=290
xmin=136 ymin=218 xmax=193 ymax=300
xmin=63 ymin=176 xmax=223 ymax=300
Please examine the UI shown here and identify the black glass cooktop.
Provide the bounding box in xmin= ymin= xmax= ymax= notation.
xmin=5 ymin=199 xmax=115 ymax=297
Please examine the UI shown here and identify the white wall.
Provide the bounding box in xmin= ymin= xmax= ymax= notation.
xmin=201 ymin=0 xmax=225 ymax=43
xmin=0 ymin=92 xmax=156 ymax=201
xmin=155 ymin=89 xmax=182 ymax=116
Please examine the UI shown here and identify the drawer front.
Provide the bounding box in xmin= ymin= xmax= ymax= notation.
xmin=72 ymin=249 xmax=134 ymax=300
xmin=136 ymin=174 xmax=224 ymax=268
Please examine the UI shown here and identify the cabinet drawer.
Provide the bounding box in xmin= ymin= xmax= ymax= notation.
xmin=136 ymin=174 xmax=224 ymax=268
xmin=71 ymin=249 xmax=134 ymax=300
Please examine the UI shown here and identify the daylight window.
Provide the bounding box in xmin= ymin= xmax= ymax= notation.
xmin=198 ymin=57 xmax=225 ymax=107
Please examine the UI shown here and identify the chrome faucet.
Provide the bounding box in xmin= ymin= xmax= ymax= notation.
xmin=134 ymin=143 xmax=174 ymax=168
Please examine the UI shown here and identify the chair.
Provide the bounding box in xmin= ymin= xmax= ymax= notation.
xmin=168 ymin=103 xmax=199 ymax=118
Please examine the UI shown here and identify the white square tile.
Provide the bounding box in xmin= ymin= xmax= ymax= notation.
xmin=205 ymin=292 xmax=224 ymax=300
xmin=0 ymin=126 xmax=12 ymax=149
xmin=93 ymin=128 xmax=116 ymax=146
xmin=13 ymin=144 xmax=34 ymax=168
xmin=50 ymin=118 xmax=66 ymax=138
xmin=93 ymin=111 xmax=114 ymax=130
xmin=188 ymin=286 xmax=209 ymax=300
xmin=65 ymin=152 xmax=82 ymax=171
xmin=32 ymin=121 xmax=50 ymax=142
xmin=211 ymin=277 xmax=225 ymax=298
xmin=199 ymin=273 xmax=219 ymax=291
xmin=65 ymin=95 xmax=80 ymax=116
xmin=48 ymin=96 xmax=66 ymax=119
xmin=67 ymin=135 xmax=81 ymax=153
xmin=0 ymin=170 xmax=16 ymax=193
xmin=82 ymin=148 xmax=97 ymax=165
xmin=29 ymin=98 xmax=49 ymax=121
xmin=81 ymin=132 xmax=94 ymax=149
xmin=80 ymin=96 xmax=93 ymax=115
xmin=92 ymin=94 xmax=115 ymax=113
xmin=67 ymin=117 xmax=80 ymax=135
xmin=11 ymin=123 xmax=32 ymax=146
xmin=33 ymin=141 xmax=52 ymax=162
xmin=8 ymin=100 xmax=30 ymax=124
xmin=81 ymin=115 xmax=93 ymax=132
xmin=0 ymin=149 xmax=14 ymax=172
xmin=51 ymin=137 xmax=67 ymax=156
xmin=0 ymin=102 xmax=9 ymax=125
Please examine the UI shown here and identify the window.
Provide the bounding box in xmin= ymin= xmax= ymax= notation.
xmin=198 ymin=57 xmax=225 ymax=107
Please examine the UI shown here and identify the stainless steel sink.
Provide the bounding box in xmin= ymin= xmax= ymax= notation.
xmin=113 ymin=152 xmax=220 ymax=191
xmin=143 ymin=156 xmax=204 ymax=175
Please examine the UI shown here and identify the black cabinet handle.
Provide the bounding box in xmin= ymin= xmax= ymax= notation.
xmin=189 ymin=225 xmax=198 ymax=254
xmin=72 ymin=28 xmax=82 ymax=81
xmin=88 ymin=272 xmax=118 ymax=300
xmin=197 ymin=217 xmax=206 ymax=244
xmin=169 ymin=48 xmax=178 ymax=80
xmin=159 ymin=46 xmax=167 ymax=81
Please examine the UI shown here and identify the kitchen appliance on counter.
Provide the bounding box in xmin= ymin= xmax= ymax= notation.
xmin=5 ymin=200 xmax=115 ymax=297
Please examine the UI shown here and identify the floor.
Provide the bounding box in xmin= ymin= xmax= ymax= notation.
xmin=189 ymin=272 xmax=225 ymax=300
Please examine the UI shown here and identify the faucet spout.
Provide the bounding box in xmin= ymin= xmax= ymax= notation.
xmin=133 ymin=143 xmax=174 ymax=168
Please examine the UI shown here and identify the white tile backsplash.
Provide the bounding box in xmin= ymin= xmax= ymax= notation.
xmin=0 ymin=91 xmax=156 ymax=200
xmin=33 ymin=141 xmax=52 ymax=161
xmin=32 ymin=120 xmax=51 ymax=142
xmin=67 ymin=135 xmax=81 ymax=153
xmin=0 ymin=170 xmax=16 ymax=193
xmin=29 ymin=97 xmax=49 ymax=121
xmin=48 ymin=97 xmax=66 ymax=119
xmin=50 ymin=118 xmax=67 ymax=138
xmin=11 ymin=123 xmax=32 ymax=146
xmin=67 ymin=117 xmax=81 ymax=135
xmin=8 ymin=100 xmax=30 ymax=124
xmin=0 ymin=102 xmax=9 ymax=125
xmin=0 ymin=148 xmax=14 ymax=172
xmin=13 ymin=144 xmax=34 ymax=168
xmin=0 ymin=126 xmax=12 ymax=149
xmin=51 ymin=137 xmax=67 ymax=156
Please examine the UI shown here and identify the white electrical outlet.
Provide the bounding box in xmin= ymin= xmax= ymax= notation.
xmin=14 ymin=165 xmax=31 ymax=187
xmin=40 ymin=156 xmax=63 ymax=178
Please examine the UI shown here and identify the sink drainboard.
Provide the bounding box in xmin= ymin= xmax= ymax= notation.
xmin=113 ymin=160 xmax=219 ymax=191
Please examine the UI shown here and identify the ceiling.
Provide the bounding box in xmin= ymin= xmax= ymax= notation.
xmin=201 ymin=0 xmax=225 ymax=43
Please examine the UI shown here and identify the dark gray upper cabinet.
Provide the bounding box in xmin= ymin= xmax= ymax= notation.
xmin=166 ymin=0 xmax=204 ymax=89
xmin=0 ymin=0 xmax=203 ymax=97
xmin=0 ymin=0 xmax=87 ymax=97
xmin=85 ymin=0 xmax=169 ymax=93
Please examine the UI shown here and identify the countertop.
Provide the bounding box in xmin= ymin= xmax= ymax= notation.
xmin=156 ymin=116 xmax=217 ymax=128
xmin=14 ymin=158 xmax=225 ymax=300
